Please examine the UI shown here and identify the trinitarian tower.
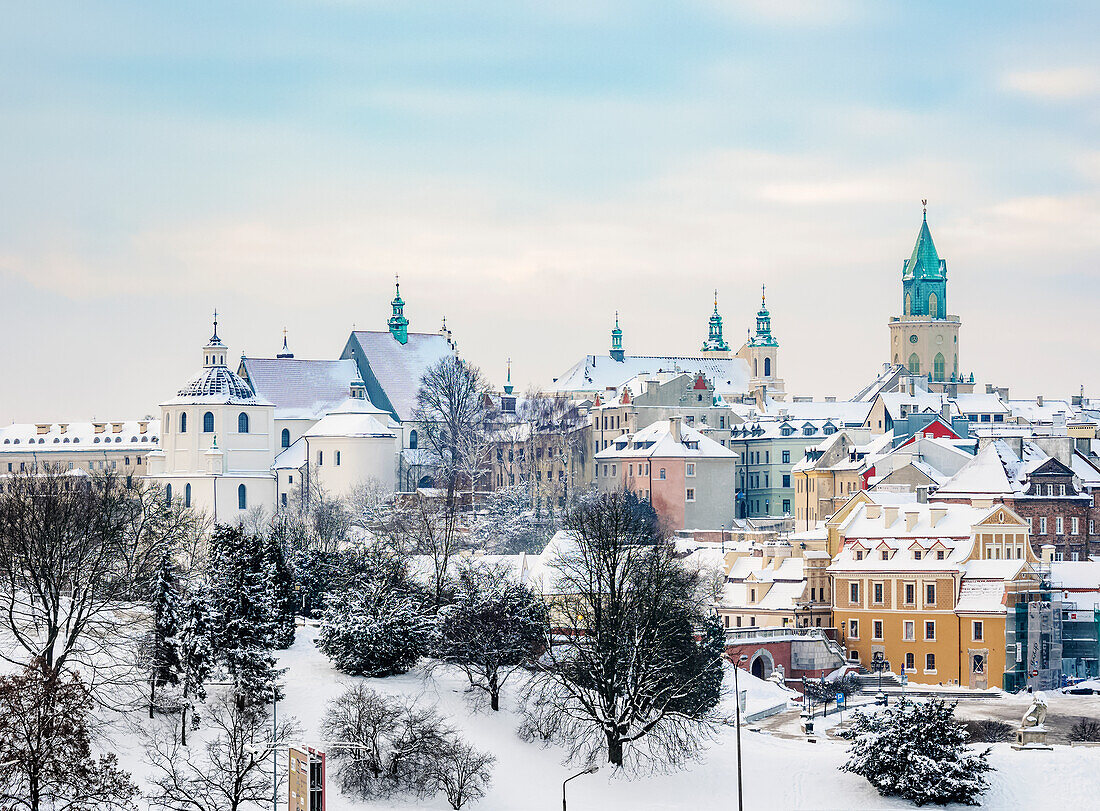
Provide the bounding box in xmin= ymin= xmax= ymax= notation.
xmin=701 ymin=290 xmax=731 ymax=355
xmin=888 ymin=203 xmax=963 ymax=384
xmin=388 ymin=276 xmax=409 ymax=344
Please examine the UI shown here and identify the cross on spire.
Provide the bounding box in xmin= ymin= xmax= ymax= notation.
xmin=922 ymin=198 xmax=928 ymax=220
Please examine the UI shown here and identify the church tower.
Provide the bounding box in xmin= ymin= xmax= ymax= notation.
xmin=701 ymin=290 xmax=731 ymax=356
xmin=736 ymin=285 xmax=785 ymax=399
xmin=609 ymin=312 xmax=625 ymax=362
xmin=888 ymin=203 xmax=963 ymax=386
xmin=388 ymin=276 xmax=409 ymax=344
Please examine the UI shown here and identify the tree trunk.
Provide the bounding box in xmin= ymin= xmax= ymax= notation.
xmin=181 ymin=702 xmax=188 ymax=747
xmin=489 ymin=671 xmax=499 ymax=711
xmin=606 ymin=733 xmax=623 ymax=766
xmin=149 ymin=673 xmax=156 ymax=719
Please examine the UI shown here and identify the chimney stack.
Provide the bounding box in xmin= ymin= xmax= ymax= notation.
xmin=669 ymin=416 xmax=682 ymax=444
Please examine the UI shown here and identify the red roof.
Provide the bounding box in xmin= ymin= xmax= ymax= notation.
xmin=693 ymin=375 xmax=708 ymax=390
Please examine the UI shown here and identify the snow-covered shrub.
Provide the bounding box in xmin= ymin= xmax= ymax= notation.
xmin=840 ymin=696 xmax=992 ymax=806
xmin=962 ymin=719 xmax=1013 ymax=743
xmin=431 ymin=739 xmax=495 ymax=810
xmin=316 ymin=582 xmax=434 ymax=676
xmin=1070 ymin=718 xmax=1100 ymax=742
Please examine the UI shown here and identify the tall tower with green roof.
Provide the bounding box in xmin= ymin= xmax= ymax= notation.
xmin=737 ymin=284 xmax=783 ymax=396
xmin=388 ymin=275 xmax=409 ymax=344
xmin=609 ymin=312 xmax=624 ymax=362
xmin=889 ymin=203 xmax=962 ymax=384
xmin=701 ymin=290 xmax=731 ymax=354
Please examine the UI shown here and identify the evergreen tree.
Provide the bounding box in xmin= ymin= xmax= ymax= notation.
xmin=207 ymin=524 xmax=283 ymax=711
xmin=261 ymin=533 xmax=296 ymax=649
xmin=148 ymin=551 xmax=183 ymax=719
xmin=840 ymin=696 xmax=992 ymax=806
xmin=435 ymin=565 xmax=547 ymax=711
xmin=317 ymin=581 xmax=434 ymax=677
xmin=177 ymin=592 xmax=213 ymax=747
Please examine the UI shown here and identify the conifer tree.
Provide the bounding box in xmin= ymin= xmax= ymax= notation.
xmin=261 ymin=533 xmax=296 ymax=649
xmin=206 ymin=524 xmax=283 ymax=711
xmin=148 ymin=551 xmax=183 ymax=719
xmin=177 ymin=592 xmax=213 ymax=747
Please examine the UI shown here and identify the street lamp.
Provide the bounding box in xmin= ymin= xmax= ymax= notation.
xmin=562 ymin=765 xmax=598 ymax=811
xmin=733 ymin=654 xmax=749 ymax=811
xmin=871 ymin=651 xmax=889 ymax=706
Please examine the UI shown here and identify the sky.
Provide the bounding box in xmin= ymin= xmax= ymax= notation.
xmin=1 ymin=1 xmax=1099 ymax=423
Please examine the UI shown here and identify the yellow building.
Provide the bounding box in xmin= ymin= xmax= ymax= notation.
xmin=828 ymin=500 xmax=1040 ymax=688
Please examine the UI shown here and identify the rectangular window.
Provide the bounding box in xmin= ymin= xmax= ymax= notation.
xmin=1026 ymin=517 xmax=1033 ymax=532
xmin=1072 ymin=517 xmax=1079 ymax=535
xmin=905 ymin=652 xmax=915 ymax=671
xmin=1040 ymin=516 xmax=1047 ymax=534
xmin=925 ymin=583 xmax=936 ymax=606
xmin=855 ymin=550 xmax=864 ymax=560
xmin=335 ymin=451 xmax=341 ymax=466
xmin=1056 ymin=516 xmax=1064 ymax=535
xmin=849 ymin=582 xmax=859 ymax=605
xmin=905 ymin=583 xmax=915 ymax=604
xmin=903 ymin=620 xmax=915 ymax=641
xmin=872 ymin=620 xmax=883 ymax=640
xmin=937 ymin=550 xmax=945 ymax=560
xmin=973 ymin=621 xmax=983 ymax=641
xmin=913 ymin=550 xmax=922 ymax=560
xmin=686 ymin=488 xmax=695 ymax=502
xmin=849 ymin=619 xmax=859 ymax=639
xmin=881 ymin=550 xmax=889 ymax=560
xmin=782 ymin=450 xmax=791 ymax=464
xmin=926 ymin=653 xmax=936 ymax=672
xmin=317 ymin=450 xmax=323 ymax=466
xmin=685 ymin=463 xmax=695 ymax=477
xmin=924 ymin=621 xmax=936 ymax=641
xmin=782 ymin=499 xmax=790 ymax=513
xmin=873 ymin=582 xmax=883 ymax=603
xmin=782 ymin=474 xmax=791 ymax=488
xmin=765 ymin=451 xmax=770 ymax=463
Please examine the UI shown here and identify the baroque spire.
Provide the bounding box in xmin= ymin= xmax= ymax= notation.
xmin=388 ymin=274 xmax=409 ymax=344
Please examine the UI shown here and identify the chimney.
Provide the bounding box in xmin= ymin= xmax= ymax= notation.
xmin=940 ymin=402 xmax=951 ymax=422
xmin=884 ymin=506 xmax=899 ymax=526
xmin=908 ymin=377 xmax=916 ymax=396
xmin=111 ymin=422 xmax=124 ymax=434
xmin=905 ymin=511 xmax=918 ymax=531
xmin=645 ymin=379 xmax=660 ymax=398
xmin=824 ymin=396 xmax=836 ymax=403
xmin=669 ymin=416 xmax=682 ymax=443
xmin=58 ymin=423 xmax=68 ymax=435
xmin=93 ymin=422 xmax=106 ymax=434
xmin=866 ymin=503 xmax=882 ymax=519
xmin=138 ymin=421 xmax=148 ymax=435
xmin=1036 ymin=395 xmax=1044 ymax=407
xmin=916 ymin=486 xmax=930 ymax=504
xmin=1041 ymin=544 xmax=1055 ymax=565
xmin=929 ymin=505 xmax=947 ymax=527
xmin=35 ymin=424 xmax=51 ymax=435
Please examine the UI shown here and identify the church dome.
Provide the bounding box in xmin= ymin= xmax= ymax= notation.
xmin=176 ymin=366 xmax=257 ymax=403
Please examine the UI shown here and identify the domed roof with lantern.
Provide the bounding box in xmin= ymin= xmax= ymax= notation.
xmin=166 ymin=314 xmax=272 ymax=406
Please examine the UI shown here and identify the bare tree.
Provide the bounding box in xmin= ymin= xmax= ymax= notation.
xmin=520 ymin=390 xmax=588 ymax=517
xmin=520 ymin=491 xmax=726 ymax=771
xmin=145 ymin=691 xmax=298 ymax=811
xmin=431 ymin=739 xmax=495 ymax=810
xmin=0 ymin=665 xmax=137 ymax=811
xmin=412 ymin=356 xmax=495 ymax=605
xmin=0 ymin=468 xmax=198 ymax=702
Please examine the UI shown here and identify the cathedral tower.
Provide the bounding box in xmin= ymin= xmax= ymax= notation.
xmin=388 ymin=276 xmax=409 ymax=344
xmin=701 ymin=290 xmax=731 ymax=356
xmin=736 ymin=285 xmax=785 ymax=399
xmin=888 ymin=204 xmax=962 ymax=384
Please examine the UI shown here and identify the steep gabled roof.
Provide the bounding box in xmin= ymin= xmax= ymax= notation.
xmin=341 ymin=331 xmax=454 ymax=422
xmin=240 ymin=357 xmax=360 ymax=420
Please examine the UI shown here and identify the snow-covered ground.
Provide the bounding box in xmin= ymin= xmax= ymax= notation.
xmin=255 ymin=627 xmax=1100 ymax=811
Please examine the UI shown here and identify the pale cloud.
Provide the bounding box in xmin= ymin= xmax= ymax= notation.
xmin=699 ymin=0 xmax=862 ymax=26
xmin=1002 ymin=67 xmax=1100 ymax=100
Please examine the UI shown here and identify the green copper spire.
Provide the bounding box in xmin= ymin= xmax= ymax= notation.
xmin=749 ymin=284 xmax=778 ymax=347
xmin=701 ymin=289 xmax=730 ymax=351
xmin=904 ymin=200 xmax=945 ymax=280
xmin=610 ymin=311 xmax=624 ymax=361
xmin=503 ymin=358 xmax=514 ymax=395
xmin=900 ymin=202 xmax=948 ymax=319
xmin=388 ymin=275 xmax=409 ymax=344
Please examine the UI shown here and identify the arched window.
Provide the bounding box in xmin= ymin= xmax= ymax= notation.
xmin=763 ymin=357 xmax=771 ymax=377
xmin=203 ymin=412 xmax=214 ymax=433
xmin=335 ymin=451 xmax=341 ymax=466
xmin=238 ymin=484 xmax=247 ymax=510
xmin=933 ymin=353 xmax=946 ymax=381
xmin=753 ymin=358 xmax=758 ymax=377
xmin=409 ymin=429 xmax=418 ymax=450
xmin=179 ymin=412 xmax=187 ymax=433
xmin=166 ymin=484 xmax=172 ymax=505
xmin=184 ymin=483 xmax=191 ymax=508
xmin=928 ymin=292 xmax=938 ymax=318
xmin=281 ymin=428 xmax=290 ymax=448
xmin=908 ymin=353 xmax=920 ymax=375
xmin=905 ymin=293 xmax=911 ymax=315
xmin=237 ymin=412 xmax=249 ymax=434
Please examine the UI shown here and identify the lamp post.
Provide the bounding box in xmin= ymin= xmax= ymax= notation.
xmin=734 ymin=653 xmax=748 ymax=811
xmin=562 ymin=765 xmax=598 ymax=811
xmin=871 ymin=651 xmax=888 ymax=706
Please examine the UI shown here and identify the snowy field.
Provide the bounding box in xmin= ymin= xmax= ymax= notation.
xmin=191 ymin=626 xmax=1100 ymax=811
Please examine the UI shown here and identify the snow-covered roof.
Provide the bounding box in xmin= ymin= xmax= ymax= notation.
xmin=835 ymin=501 xmax=991 ymax=543
xmin=240 ymin=357 xmax=362 ymax=420
xmin=954 ymin=579 xmax=1009 ymax=614
xmin=595 ymin=420 xmax=736 ymax=460
xmin=0 ymin=420 xmax=161 ymax=452
xmin=1006 ymin=398 xmax=1076 ymax=424
xmin=304 ymin=398 xmax=398 ymax=439
xmin=1050 ymin=561 xmax=1100 ymax=590
xmin=274 ymin=437 xmax=307 ymax=470
xmin=760 ymin=400 xmax=873 ymax=425
xmin=554 ymin=353 xmax=751 ymax=397
xmin=933 ymin=443 xmax=1015 ymax=498
xmin=168 ymin=365 xmax=268 ymax=406
xmin=342 ymin=331 xmax=455 ymax=422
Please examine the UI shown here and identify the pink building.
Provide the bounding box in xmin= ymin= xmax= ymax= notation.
xmin=595 ymin=417 xmax=738 ymax=530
